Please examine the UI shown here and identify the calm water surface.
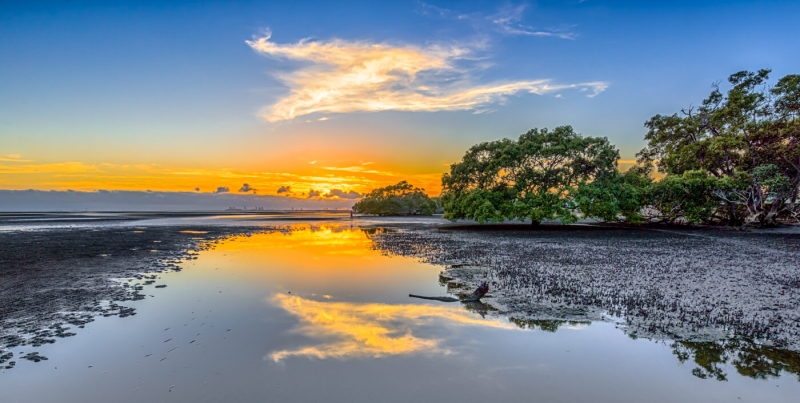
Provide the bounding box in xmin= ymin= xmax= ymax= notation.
xmin=2 ymin=222 xmax=798 ymax=402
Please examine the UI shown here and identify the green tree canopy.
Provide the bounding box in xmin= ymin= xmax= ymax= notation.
xmin=352 ymin=181 xmax=437 ymax=216
xmin=638 ymin=69 xmax=800 ymax=226
xmin=441 ymin=125 xmax=619 ymax=224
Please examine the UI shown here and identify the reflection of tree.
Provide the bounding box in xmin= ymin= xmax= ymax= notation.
xmin=360 ymin=227 xmax=395 ymax=236
xmin=461 ymin=301 xmax=497 ymax=318
xmin=439 ymin=275 xmax=471 ymax=293
xmin=671 ymin=339 xmax=800 ymax=382
xmin=672 ymin=341 xmax=729 ymax=381
xmin=734 ymin=341 xmax=800 ymax=381
xmin=508 ymin=318 xmax=590 ymax=332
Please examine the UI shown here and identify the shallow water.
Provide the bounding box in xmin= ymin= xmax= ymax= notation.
xmin=1 ymin=222 xmax=799 ymax=402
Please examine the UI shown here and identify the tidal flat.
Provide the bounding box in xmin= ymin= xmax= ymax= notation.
xmin=1 ymin=213 xmax=799 ymax=402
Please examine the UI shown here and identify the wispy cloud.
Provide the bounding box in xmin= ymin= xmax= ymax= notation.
xmin=417 ymin=2 xmax=577 ymax=40
xmin=246 ymin=32 xmax=606 ymax=121
xmin=0 ymin=154 xmax=33 ymax=163
xmin=323 ymin=166 xmax=396 ymax=177
xmin=488 ymin=5 xmax=576 ymax=40
xmin=0 ymin=161 xmax=98 ymax=174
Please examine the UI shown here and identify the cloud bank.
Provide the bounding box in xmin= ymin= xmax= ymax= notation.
xmin=247 ymin=33 xmax=607 ymax=121
xmin=0 ymin=190 xmax=358 ymax=212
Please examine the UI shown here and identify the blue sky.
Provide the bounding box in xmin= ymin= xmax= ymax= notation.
xmin=1 ymin=0 xmax=798 ymax=205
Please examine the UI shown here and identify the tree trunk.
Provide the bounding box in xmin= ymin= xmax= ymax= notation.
xmin=727 ymin=201 xmax=740 ymax=227
xmin=764 ymin=196 xmax=783 ymax=226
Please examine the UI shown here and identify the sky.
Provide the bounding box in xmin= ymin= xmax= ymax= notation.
xmin=1 ymin=0 xmax=798 ymax=210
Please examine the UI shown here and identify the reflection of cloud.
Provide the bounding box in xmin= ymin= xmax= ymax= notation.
xmin=214 ymin=186 xmax=230 ymax=193
xmin=323 ymin=189 xmax=362 ymax=199
xmin=267 ymin=294 xmax=516 ymax=362
xmin=246 ymin=32 xmax=606 ymax=121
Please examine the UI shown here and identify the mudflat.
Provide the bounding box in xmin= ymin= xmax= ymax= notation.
xmin=0 ymin=222 xmax=262 ymax=368
xmin=368 ymin=223 xmax=800 ymax=351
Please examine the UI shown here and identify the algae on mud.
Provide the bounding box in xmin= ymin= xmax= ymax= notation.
xmin=366 ymin=224 xmax=800 ymax=351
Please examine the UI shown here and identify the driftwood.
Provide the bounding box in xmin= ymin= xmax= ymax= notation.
xmin=409 ymin=282 xmax=488 ymax=303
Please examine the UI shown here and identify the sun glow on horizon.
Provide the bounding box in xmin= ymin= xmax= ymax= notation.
xmin=0 ymin=154 xmax=647 ymax=198
xmin=0 ymin=155 xmax=445 ymax=198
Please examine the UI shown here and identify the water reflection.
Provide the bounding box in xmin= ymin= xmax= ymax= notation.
xmin=672 ymin=339 xmax=800 ymax=382
xmin=268 ymin=294 xmax=517 ymax=362
xmin=509 ymin=318 xmax=591 ymax=332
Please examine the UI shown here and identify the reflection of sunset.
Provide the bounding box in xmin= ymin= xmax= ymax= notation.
xmin=267 ymin=294 xmax=516 ymax=362
xmin=217 ymin=224 xmax=374 ymax=257
xmin=201 ymin=224 xmax=432 ymax=298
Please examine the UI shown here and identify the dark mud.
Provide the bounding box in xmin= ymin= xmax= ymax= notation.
xmin=0 ymin=225 xmax=267 ymax=369
xmin=366 ymin=224 xmax=800 ymax=352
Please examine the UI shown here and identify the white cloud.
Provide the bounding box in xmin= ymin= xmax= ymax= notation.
xmin=246 ymin=32 xmax=606 ymax=121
